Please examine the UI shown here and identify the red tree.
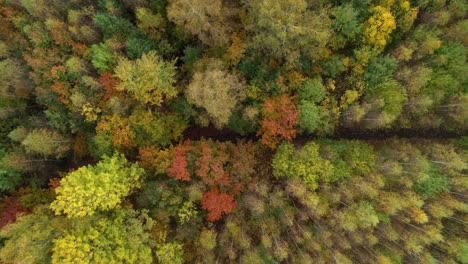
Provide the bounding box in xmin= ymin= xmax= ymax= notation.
xmin=0 ymin=193 xmax=29 ymax=229
xmin=257 ymin=94 xmax=299 ymax=149
xmin=201 ymin=188 xmax=237 ymax=222
xmin=195 ymin=140 xmax=230 ymax=187
xmin=167 ymin=146 xmax=191 ymax=181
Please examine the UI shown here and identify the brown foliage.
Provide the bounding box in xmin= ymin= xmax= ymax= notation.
xmin=257 ymin=95 xmax=299 ymax=149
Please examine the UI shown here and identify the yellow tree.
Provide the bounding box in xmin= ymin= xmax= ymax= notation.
xmin=50 ymin=154 xmax=144 ymax=218
xmin=362 ymin=6 xmax=397 ymax=50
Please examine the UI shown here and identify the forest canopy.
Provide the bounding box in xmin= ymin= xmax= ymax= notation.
xmin=0 ymin=0 xmax=466 ymax=263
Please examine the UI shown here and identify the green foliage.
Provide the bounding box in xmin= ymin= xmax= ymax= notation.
xmin=364 ymin=56 xmax=398 ymax=88
xmin=272 ymin=142 xmax=333 ymax=190
xmin=413 ymin=165 xmax=449 ymax=199
xmin=155 ymin=242 xmax=185 ymax=264
xmin=92 ymin=13 xmax=133 ymax=39
xmin=21 ymin=129 xmax=70 ymax=159
xmin=114 ymin=51 xmax=177 ymax=106
xmin=331 ymin=3 xmax=361 ymax=41
xmin=298 ymin=78 xmax=326 ymax=103
xmin=90 ymin=43 xmax=115 ymax=73
xmin=126 ymin=34 xmax=158 ymax=59
xmin=0 ymin=208 xmax=63 ymax=264
xmin=50 ymin=154 xmax=144 ymax=218
xmin=298 ymin=101 xmax=321 ymax=134
xmin=52 ymin=209 xmax=154 ymax=264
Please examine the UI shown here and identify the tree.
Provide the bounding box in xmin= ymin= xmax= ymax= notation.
xmin=0 ymin=192 xmax=29 ymax=229
xmin=242 ymin=0 xmax=331 ymax=63
xmin=272 ymin=142 xmax=333 ymax=190
xmin=50 ymin=154 xmax=144 ymax=218
xmin=52 ymin=209 xmax=154 ymax=264
xmin=155 ymin=242 xmax=185 ymax=264
xmin=167 ymin=145 xmax=191 ymax=181
xmin=90 ymin=43 xmax=116 ymax=73
xmin=21 ymin=129 xmax=71 ymax=159
xmin=0 ymin=207 xmax=63 ymax=264
xmin=167 ymin=0 xmax=237 ymax=46
xmin=297 ymin=77 xmax=326 ymax=103
xmin=201 ymin=188 xmax=237 ymax=222
xmin=258 ymin=95 xmax=299 ymax=149
xmin=330 ymin=3 xmax=361 ymax=48
xmin=114 ymin=52 xmax=177 ymax=106
xmin=362 ymin=6 xmax=396 ymax=50
xmin=298 ymin=101 xmax=321 ymax=134
xmin=186 ymin=58 xmax=245 ymax=128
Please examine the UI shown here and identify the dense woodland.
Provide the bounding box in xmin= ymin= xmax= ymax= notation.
xmin=0 ymin=0 xmax=466 ymax=263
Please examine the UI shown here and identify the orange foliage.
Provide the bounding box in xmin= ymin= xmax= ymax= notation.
xmin=50 ymin=81 xmax=70 ymax=105
xmin=98 ymin=72 xmax=122 ymax=106
xmin=72 ymin=42 xmax=89 ymax=57
xmin=49 ymin=21 xmax=73 ymax=48
xmin=257 ymin=94 xmax=299 ymax=149
xmin=96 ymin=115 xmax=135 ymax=149
xmin=201 ymin=188 xmax=237 ymax=222
xmin=167 ymin=145 xmax=191 ymax=181
xmin=195 ymin=141 xmax=230 ymax=187
xmin=225 ymin=32 xmax=246 ymax=65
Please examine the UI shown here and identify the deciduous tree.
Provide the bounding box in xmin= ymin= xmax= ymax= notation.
xmin=50 ymin=154 xmax=144 ymax=218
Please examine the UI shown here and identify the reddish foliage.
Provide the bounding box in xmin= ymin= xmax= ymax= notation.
xmin=195 ymin=140 xmax=230 ymax=187
xmin=228 ymin=141 xmax=257 ymax=194
xmin=50 ymin=81 xmax=70 ymax=105
xmin=257 ymin=94 xmax=299 ymax=149
xmin=138 ymin=146 xmax=159 ymax=171
xmin=48 ymin=178 xmax=61 ymax=190
xmin=98 ymin=72 xmax=121 ymax=106
xmin=201 ymin=188 xmax=237 ymax=222
xmin=50 ymin=21 xmax=73 ymax=48
xmin=168 ymin=146 xmax=191 ymax=181
xmin=72 ymin=42 xmax=88 ymax=57
xmin=0 ymin=193 xmax=29 ymax=229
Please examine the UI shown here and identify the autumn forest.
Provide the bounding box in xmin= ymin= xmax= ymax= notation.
xmin=0 ymin=0 xmax=466 ymax=263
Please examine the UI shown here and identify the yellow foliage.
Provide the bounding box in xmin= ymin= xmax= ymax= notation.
xmin=96 ymin=114 xmax=135 ymax=148
xmin=411 ymin=207 xmax=429 ymax=224
xmin=81 ymin=103 xmax=101 ymax=122
xmin=340 ymin=90 xmax=360 ymax=107
xmin=50 ymin=154 xmax=144 ymax=218
xmin=363 ymin=6 xmax=396 ymax=50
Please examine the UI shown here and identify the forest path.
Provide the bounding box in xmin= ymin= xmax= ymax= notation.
xmin=183 ymin=125 xmax=467 ymax=142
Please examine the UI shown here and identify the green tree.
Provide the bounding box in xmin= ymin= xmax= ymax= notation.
xmin=52 ymin=209 xmax=154 ymax=264
xmin=90 ymin=43 xmax=116 ymax=73
xmin=50 ymin=154 xmax=144 ymax=218
xmin=330 ymin=3 xmax=361 ymax=48
xmin=21 ymin=129 xmax=71 ymax=159
xmin=272 ymin=142 xmax=333 ymax=190
xmin=155 ymin=242 xmax=185 ymax=264
xmin=114 ymin=52 xmax=177 ymax=106
xmin=0 ymin=207 xmax=65 ymax=264
xmin=298 ymin=101 xmax=321 ymax=134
